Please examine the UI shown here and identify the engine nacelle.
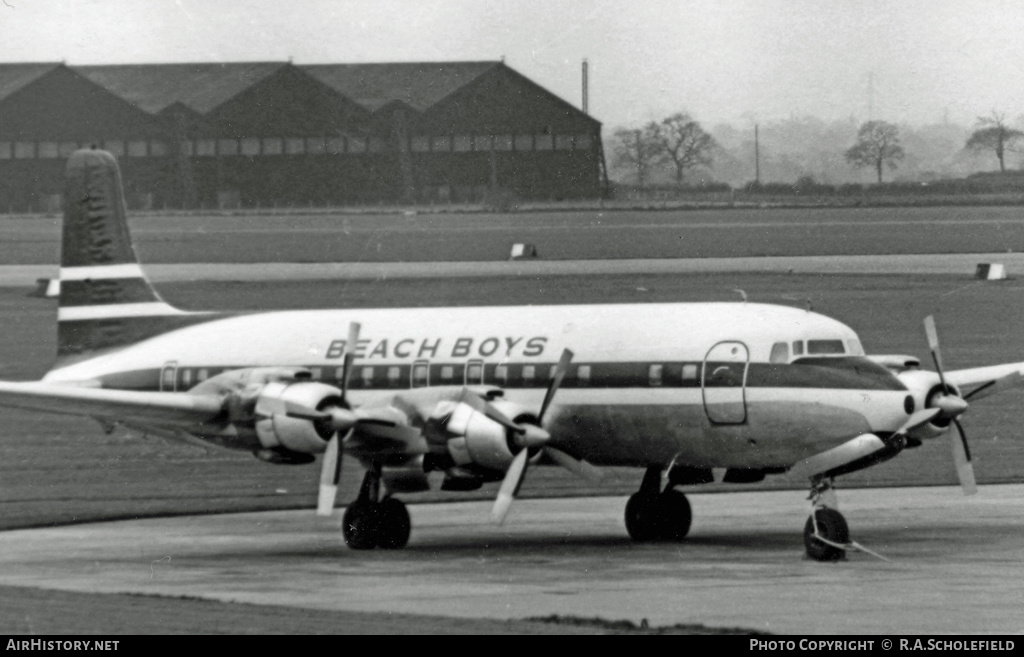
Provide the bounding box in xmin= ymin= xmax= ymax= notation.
xmin=897 ymin=369 xmax=961 ymax=439
xmin=253 ymin=381 xmax=344 ymax=454
xmin=444 ymin=400 xmax=533 ymax=471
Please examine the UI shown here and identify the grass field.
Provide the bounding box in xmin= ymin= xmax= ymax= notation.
xmin=2 ymin=269 xmax=1024 ymax=533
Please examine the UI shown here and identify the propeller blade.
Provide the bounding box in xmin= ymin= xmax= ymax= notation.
xmin=491 ymin=449 xmax=530 ymax=524
xmin=339 ymin=322 xmax=361 ymax=405
xmin=964 ymin=371 xmax=1024 ymax=402
xmin=895 ymin=407 xmax=942 ymax=436
xmin=951 ymin=419 xmax=977 ymax=496
xmin=457 ymin=388 xmax=524 ymax=434
xmin=285 ymin=402 xmax=358 ymax=432
xmin=923 ymin=315 xmax=950 ymax=390
xmin=538 ymin=349 xmax=574 ymax=422
xmin=544 ymin=446 xmax=604 ymax=482
xmin=316 ymin=434 xmax=343 ymax=516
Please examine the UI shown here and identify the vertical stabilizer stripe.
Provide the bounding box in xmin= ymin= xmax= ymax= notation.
xmin=60 ymin=264 xmax=146 ymax=280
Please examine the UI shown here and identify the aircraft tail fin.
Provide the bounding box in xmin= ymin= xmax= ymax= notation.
xmin=55 ymin=149 xmax=191 ymax=364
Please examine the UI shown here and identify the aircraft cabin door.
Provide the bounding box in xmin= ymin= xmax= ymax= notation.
xmin=702 ymin=342 xmax=748 ymax=424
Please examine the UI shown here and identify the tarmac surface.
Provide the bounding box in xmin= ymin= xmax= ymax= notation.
xmin=2 ymin=252 xmax=1024 ymax=286
xmin=1 ymin=485 xmax=1022 ymax=635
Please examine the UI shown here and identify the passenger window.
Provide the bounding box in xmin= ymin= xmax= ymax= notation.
xmin=681 ymin=363 xmax=698 ymax=383
xmin=412 ymin=361 xmax=429 ymax=387
xmin=387 ymin=366 xmax=401 ymax=386
xmin=495 ymin=365 xmax=508 ymax=385
xmin=440 ymin=365 xmax=454 ymax=382
xmin=466 ymin=360 xmax=484 ymax=385
xmin=577 ymin=365 xmax=591 ymax=386
xmin=769 ymin=342 xmax=790 ymax=364
xmin=792 ymin=341 xmax=805 ymax=356
xmin=522 ymin=365 xmax=536 ymax=383
xmin=197 ymin=368 xmax=209 ymax=382
xmin=360 ymin=366 xmax=374 ymax=386
xmin=181 ymin=369 xmax=192 ymax=388
xmin=310 ymin=367 xmax=322 ymax=380
xmin=648 ymin=364 xmax=663 ymax=386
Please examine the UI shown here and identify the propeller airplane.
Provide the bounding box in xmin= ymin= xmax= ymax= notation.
xmin=0 ymin=148 xmax=1021 ymax=561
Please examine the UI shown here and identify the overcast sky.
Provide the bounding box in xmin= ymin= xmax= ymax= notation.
xmin=2 ymin=0 xmax=1023 ymax=130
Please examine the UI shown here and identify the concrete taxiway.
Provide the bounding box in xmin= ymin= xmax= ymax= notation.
xmin=0 ymin=485 xmax=1022 ymax=635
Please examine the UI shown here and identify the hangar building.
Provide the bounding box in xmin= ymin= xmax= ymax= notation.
xmin=0 ymin=61 xmax=604 ymax=211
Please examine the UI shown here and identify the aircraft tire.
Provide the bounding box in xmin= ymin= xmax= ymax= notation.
xmin=803 ymin=508 xmax=849 ymax=562
xmin=376 ymin=498 xmax=411 ymax=550
xmin=624 ymin=493 xmax=662 ymax=542
xmin=343 ymin=501 xmax=379 ymax=550
xmin=657 ymin=490 xmax=692 ymax=541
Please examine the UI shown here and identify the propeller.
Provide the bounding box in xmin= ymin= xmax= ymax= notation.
xmin=315 ymin=322 xmax=361 ymax=516
xmin=921 ymin=316 xmax=1022 ymax=495
xmin=486 ymin=349 xmax=603 ymax=524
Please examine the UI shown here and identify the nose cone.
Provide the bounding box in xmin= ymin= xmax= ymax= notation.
xmin=934 ymin=395 xmax=968 ymax=417
xmin=518 ymin=423 xmax=550 ymax=448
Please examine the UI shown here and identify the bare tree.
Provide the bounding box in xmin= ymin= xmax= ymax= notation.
xmin=611 ymin=123 xmax=661 ymax=187
xmin=965 ymin=112 xmax=1024 ymax=173
xmin=844 ymin=120 xmax=905 ymax=183
xmin=653 ymin=113 xmax=716 ymax=185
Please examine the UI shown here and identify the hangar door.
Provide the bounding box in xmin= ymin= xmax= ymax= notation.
xmin=702 ymin=341 xmax=748 ymax=424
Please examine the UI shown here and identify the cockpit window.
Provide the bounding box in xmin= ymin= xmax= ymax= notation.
xmin=846 ymin=339 xmax=865 ymax=356
xmin=807 ymin=339 xmax=845 ymax=355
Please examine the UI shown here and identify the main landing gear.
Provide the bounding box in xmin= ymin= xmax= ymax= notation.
xmin=342 ymin=465 xmax=411 ymax=550
xmin=803 ymin=476 xmax=851 ymax=562
xmin=624 ymin=466 xmax=693 ymax=542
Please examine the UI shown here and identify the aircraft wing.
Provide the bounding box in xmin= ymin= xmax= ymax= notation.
xmin=945 ymin=362 xmax=1024 ymax=397
xmin=0 ymin=380 xmax=225 ymax=426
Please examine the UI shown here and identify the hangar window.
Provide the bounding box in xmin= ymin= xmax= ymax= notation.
xmin=0 ymin=142 xmax=10 ymax=159
xmin=411 ymin=136 xmax=430 ymax=152
xmin=575 ymin=134 xmax=593 ymax=150
xmin=769 ymin=342 xmax=790 ymax=363
xmin=347 ymin=137 xmax=366 ymax=153
xmin=128 ymin=141 xmax=148 ymax=157
xmin=262 ymin=138 xmax=283 ymax=155
xmin=432 ymin=135 xmax=451 ymax=152
xmin=494 ymin=135 xmax=513 ymax=151
xmin=150 ymin=141 xmax=169 ymax=156
xmin=58 ymin=142 xmax=79 ymax=157
xmin=368 ymin=137 xmax=385 ymax=153
xmin=473 ymin=135 xmax=492 ymax=151
xmin=38 ymin=142 xmax=59 ymax=158
xmin=305 ymin=138 xmax=325 ymax=154
xmin=217 ymin=139 xmax=238 ymax=156
xmin=535 ymin=134 xmax=553 ymax=150
xmin=285 ymin=138 xmax=305 ymax=155
xmin=648 ymin=364 xmax=664 ymax=386
xmin=14 ymin=142 xmax=36 ymax=159
xmin=104 ymin=140 xmax=126 ymax=156
xmin=240 ymin=138 xmax=260 ymax=156
xmin=514 ymin=134 xmax=533 ymax=150
xmin=555 ymin=135 xmax=573 ymax=150
xmin=195 ymin=140 xmax=216 ymax=157
xmin=179 ymin=141 xmax=193 ymax=156
xmin=326 ymin=137 xmax=345 ymax=155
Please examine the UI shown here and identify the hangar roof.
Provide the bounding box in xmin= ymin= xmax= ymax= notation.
xmin=74 ymin=63 xmax=286 ymax=114
xmin=0 ymin=63 xmax=61 ymax=102
xmin=302 ymin=61 xmax=500 ymax=112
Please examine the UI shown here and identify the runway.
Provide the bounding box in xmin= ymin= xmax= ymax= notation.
xmin=1 ymin=252 xmax=1022 ymax=286
xmin=1 ymin=485 xmax=1022 ymax=634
